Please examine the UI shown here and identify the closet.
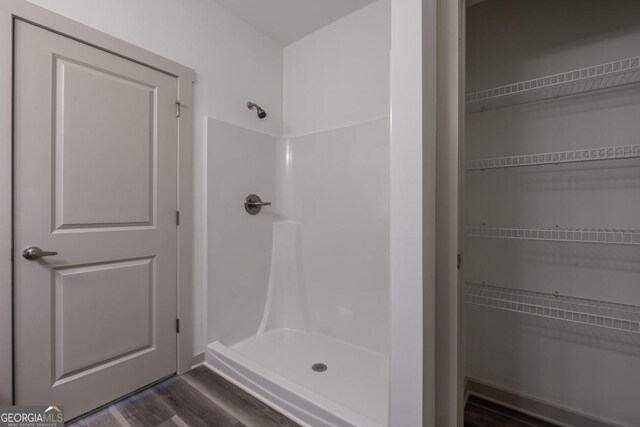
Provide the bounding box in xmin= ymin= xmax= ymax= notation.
xmin=463 ymin=1 xmax=640 ymax=426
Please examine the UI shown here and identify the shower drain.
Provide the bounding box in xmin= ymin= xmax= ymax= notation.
xmin=312 ymin=363 xmax=328 ymax=372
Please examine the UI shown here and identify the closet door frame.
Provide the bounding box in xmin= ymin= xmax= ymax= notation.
xmin=435 ymin=0 xmax=466 ymax=425
xmin=0 ymin=0 xmax=196 ymax=405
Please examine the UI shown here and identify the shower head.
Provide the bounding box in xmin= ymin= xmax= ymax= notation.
xmin=247 ymin=102 xmax=267 ymax=119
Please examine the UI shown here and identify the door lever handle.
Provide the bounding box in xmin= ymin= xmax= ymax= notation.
xmin=22 ymin=246 xmax=58 ymax=260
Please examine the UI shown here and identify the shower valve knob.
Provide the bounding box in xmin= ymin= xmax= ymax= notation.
xmin=245 ymin=194 xmax=271 ymax=215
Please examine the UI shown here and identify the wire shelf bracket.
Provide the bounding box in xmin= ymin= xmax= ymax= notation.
xmin=465 ymin=282 xmax=640 ymax=334
xmin=466 ymin=56 xmax=640 ymax=113
xmin=466 ymin=224 xmax=640 ymax=246
xmin=466 ymin=144 xmax=640 ymax=170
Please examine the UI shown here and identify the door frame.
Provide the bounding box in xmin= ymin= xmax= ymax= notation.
xmin=0 ymin=0 xmax=196 ymax=405
xmin=434 ymin=0 xmax=465 ymax=425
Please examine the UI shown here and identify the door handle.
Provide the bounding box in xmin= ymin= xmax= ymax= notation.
xmin=22 ymin=246 xmax=58 ymax=260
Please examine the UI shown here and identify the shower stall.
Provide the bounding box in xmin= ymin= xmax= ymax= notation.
xmin=204 ymin=2 xmax=392 ymax=425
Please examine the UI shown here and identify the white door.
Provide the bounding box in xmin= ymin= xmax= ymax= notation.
xmin=13 ymin=20 xmax=178 ymax=419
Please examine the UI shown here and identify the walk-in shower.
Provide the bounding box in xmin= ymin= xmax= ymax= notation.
xmin=205 ymin=1 xmax=391 ymax=425
xmin=207 ymin=116 xmax=390 ymax=427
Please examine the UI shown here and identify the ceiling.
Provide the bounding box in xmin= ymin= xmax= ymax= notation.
xmin=214 ymin=0 xmax=377 ymax=46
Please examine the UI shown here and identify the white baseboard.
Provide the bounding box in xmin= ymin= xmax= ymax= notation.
xmin=467 ymin=378 xmax=620 ymax=427
xmin=463 ymin=377 xmax=470 ymax=406
xmin=191 ymin=352 xmax=204 ymax=368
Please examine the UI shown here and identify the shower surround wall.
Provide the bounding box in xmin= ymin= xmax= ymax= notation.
xmin=206 ymin=1 xmax=390 ymax=425
xmin=281 ymin=0 xmax=391 ymax=354
xmin=280 ymin=119 xmax=390 ymax=353
xmin=206 ymin=119 xmax=278 ymax=346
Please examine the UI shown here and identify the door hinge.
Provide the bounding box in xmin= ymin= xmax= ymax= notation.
xmin=176 ymin=318 xmax=180 ymax=333
xmin=457 ymin=253 xmax=462 ymax=270
xmin=176 ymin=211 xmax=180 ymax=226
xmin=176 ymin=100 xmax=182 ymax=118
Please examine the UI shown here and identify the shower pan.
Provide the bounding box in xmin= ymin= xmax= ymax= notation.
xmin=208 ymin=220 xmax=389 ymax=427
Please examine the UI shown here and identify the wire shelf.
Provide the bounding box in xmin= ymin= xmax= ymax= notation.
xmin=466 ymin=144 xmax=640 ymax=170
xmin=466 ymin=224 xmax=640 ymax=246
xmin=466 ymin=56 xmax=640 ymax=113
xmin=465 ymin=282 xmax=640 ymax=333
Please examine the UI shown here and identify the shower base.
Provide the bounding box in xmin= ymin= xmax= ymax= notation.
xmin=205 ymin=329 xmax=388 ymax=427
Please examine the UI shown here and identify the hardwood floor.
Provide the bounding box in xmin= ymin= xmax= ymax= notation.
xmin=69 ymin=366 xmax=299 ymax=427
xmin=464 ymin=395 xmax=558 ymax=427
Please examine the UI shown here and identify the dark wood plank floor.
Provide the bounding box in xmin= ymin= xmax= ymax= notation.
xmin=465 ymin=395 xmax=558 ymax=427
xmin=70 ymin=365 xmax=557 ymax=427
xmin=69 ymin=366 xmax=299 ymax=427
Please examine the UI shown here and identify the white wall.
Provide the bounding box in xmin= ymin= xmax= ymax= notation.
xmin=388 ymin=0 xmax=436 ymax=424
xmin=466 ymin=0 xmax=640 ymax=93
xmin=283 ymin=0 xmax=390 ymax=137
xmin=280 ymin=0 xmax=391 ymax=355
xmin=26 ymin=0 xmax=284 ymax=355
xmin=466 ymin=1 xmax=640 ymax=425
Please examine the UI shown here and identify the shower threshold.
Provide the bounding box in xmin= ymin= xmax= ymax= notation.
xmin=205 ymin=329 xmax=388 ymax=427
